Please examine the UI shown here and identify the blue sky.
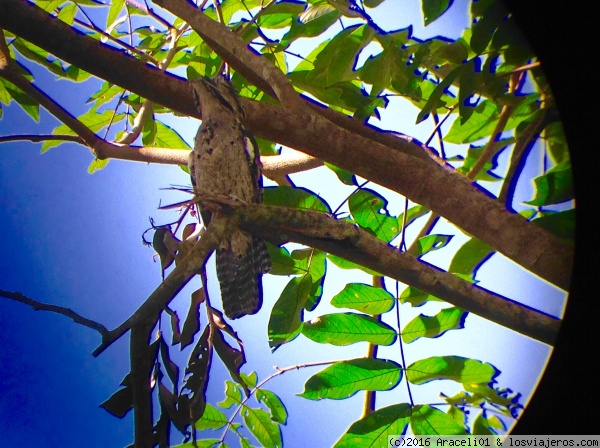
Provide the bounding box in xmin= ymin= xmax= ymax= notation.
xmin=0 ymin=0 xmax=576 ymax=446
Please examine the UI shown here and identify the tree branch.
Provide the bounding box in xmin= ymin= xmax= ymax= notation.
xmin=233 ymin=205 xmax=561 ymax=345
xmin=0 ymin=290 xmax=109 ymax=337
xmin=0 ymin=0 xmax=573 ymax=290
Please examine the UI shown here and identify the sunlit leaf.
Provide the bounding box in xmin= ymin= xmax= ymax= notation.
xmin=334 ymin=403 xmax=411 ymax=447
xmin=299 ymin=358 xmax=402 ymax=400
xmin=258 ymin=1 xmax=305 ymax=29
xmin=263 ymin=186 xmax=331 ymax=212
xmin=327 ymin=253 xmax=382 ymax=276
xmin=448 ymin=237 xmax=494 ymax=277
xmin=194 ymin=404 xmax=228 ymax=431
xmin=532 ymin=209 xmax=575 ymax=243
xmin=219 ymin=380 xmax=243 ymax=409
xmin=302 ymin=313 xmax=397 ymax=346
xmin=402 ymin=307 xmax=468 ymax=343
xmin=413 ymin=234 xmax=452 ymax=257
xmin=525 ymin=161 xmax=574 ymax=206
xmin=422 ymin=0 xmax=451 ymax=26
xmin=153 ymin=121 xmax=191 ymax=149
xmin=348 ymin=189 xmax=400 ymax=242
xmin=279 ymin=10 xmax=340 ymax=49
xmin=331 ymin=283 xmax=395 ymax=315
xmin=257 ymin=389 xmax=288 ymax=424
xmin=406 ymin=356 xmax=498 ymax=385
xmin=268 ymin=275 xmax=312 ymax=349
xmin=399 ymin=286 xmax=444 ymax=307
xmin=410 ymin=404 xmax=467 ymax=435
xmin=242 ymin=406 xmax=282 ymax=448
xmin=266 ymin=244 xmax=304 ymax=276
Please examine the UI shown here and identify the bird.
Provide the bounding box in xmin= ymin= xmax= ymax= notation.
xmin=188 ymin=75 xmax=270 ymax=319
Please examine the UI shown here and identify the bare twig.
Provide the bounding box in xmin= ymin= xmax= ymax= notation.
xmin=0 ymin=290 xmax=109 ymax=337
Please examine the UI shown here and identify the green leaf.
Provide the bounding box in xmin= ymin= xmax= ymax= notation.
xmin=410 ymin=404 xmax=467 ymax=435
xmin=545 ymin=121 xmax=570 ymax=164
xmin=525 ymin=161 xmax=574 ymax=206
xmin=325 ymin=162 xmax=356 ymax=185
xmin=154 ymin=121 xmax=191 ymax=149
xmin=359 ymin=42 xmax=397 ymax=96
xmin=302 ymin=313 xmax=397 ymax=346
xmin=308 ymin=24 xmax=375 ymax=87
xmin=445 ymin=96 xmax=538 ymax=144
xmin=241 ymin=406 xmax=282 ymax=448
xmin=240 ymin=371 xmax=258 ymax=388
xmin=258 ymin=1 xmax=305 ymax=29
xmin=172 ymin=440 xmax=221 ymax=448
xmin=348 ymin=189 xmax=400 ymax=242
xmin=88 ymin=158 xmax=110 ymax=173
xmin=448 ymin=237 xmax=494 ymax=277
xmin=107 ymin=0 xmax=125 ymax=29
xmin=406 ymin=356 xmax=498 ymax=385
xmin=299 ymin=358 xmax=402 ymax=400
xmin=422 ymin=0 xmax=451 ymax=26
xmin=292 ymin=248 xmax=326 ymax=283
xmin=330 ymin=283 xmax=395 ymax=315
xmin=266 ymin=244 xmax=304 ymax=276
xmin=416 ymin=64 xmax=462 ymax=124
xmin=219 ymin=380 xmax=243 ymax=409
xmin=256 ymin=389 xmax=288 ymax=425
xmin=402 ymin=307 xmax=467 ymax=343
xmin=263 ymin=186 xmax=331 ymax=212
xmin=399 ymin=286 xmax=444 ymax=307
xmin=279 ymin=10 xmax=340 ymax=50
xmin=414 ymin=234 xmax=452 ymax=257
xmin=334 ymin=403 xmax=411 ymax=447
xmin=194 ymin=404 xmax=228 ymax=431
xmin=532 ymin=209 xmax=575 ymax=243
xmin=470 ymin=0 xmax=507 ymax=54
xmin=1 ymin=79 xmax=39 ymax=122
xmin=57 ymin=3 xmax=77 ymax=25
xmin=327 ymin=253 xmax=382 ymax=276
xmin=268 ymin=276 xmax=312 ymax=349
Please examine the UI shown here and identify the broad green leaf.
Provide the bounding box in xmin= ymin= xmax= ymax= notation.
xmin=325 ymin=162 xmax=356 ymax=185
xmin=308 ymin=25 xmax=375 ymax=87
xmin=445 ymin=95 xmax=538 ymax=144
xmin=448 ymin=237 xmax=494 ymax=277
xmin=154 ymin=121 xmax=191 ymax=149
xmin=532 ymin=209 xmax=575 ymax=243
xmin=410 ymin=404 xmax=467 ymax=435
xmin=13 ymin=38 xmax=66 ymax=78
xmin=406 ymin=356 xmax=498 ymax=385
xmin=240 ymin=371 xmax=258 ymax=388
xmin=256 ymin=389 xmax=288 ymax=424
xmin=57 ymin=3 xmax=77 ymax=25
xmin=422 ymin=0 xmax=451 ymax=26
xmin=399 ymin=286 xmax=444 ymax=307
xmin=456 ymin=138 xmax=514 ymax=180
xmin=1 ymin=79 xmax=39 ymax=122
xmin=360 ymin=43 xmax=397 ymax=96
xmin=334 ymin=403 xmax=411 ymax=447
xmin=219 ymin=380 xmax=243 ymax=409
xmin=348 ymin=189 xmax=400 ymax=242
xmin=266 ymin=244 xmax=303 ymax=276
xmin=263 ymin=186 xmax=331 ymax=212
xmin=53 ymin=109 xmax=124 ymax=138
xmin=194 ymin=404 xmax=228 ymax=430
xmin=463 ymin=383 xmax=522 ymax=414
xmin=299 ymin=358 xmax=402 ymax=400
xmin=473 ymin=412 xmax=497 ymax=435
xmin=402 ymin=307 xmax=467 ymax=343
xmin=364 ymin=0 xmax=387 ymax=7
xmin=327 ymin=253 xmax=382 ymax=276
xmin=331 ymin=283 xmax=395 ymax=315
xmin=545 ymin=121 xmax=570 ymax=164
xmin=268 ymin=276 xmax=312 ymax=349
xmin=279 ymin=10 xmax=340 ymax=49
xmin=413 ymin=234 xmax=452 ymax=257
xmin=302 ymin=313 xmax=397 ymax=346
xmin=292 ymin=248 xmax=326 ymax=283
xmin=525 ymin=161 xmax=574 ymax=206
xmin=258 ymin=1 xmax=305 ymax=29
xmin=241 ymin=406 xmax=282 ymax=448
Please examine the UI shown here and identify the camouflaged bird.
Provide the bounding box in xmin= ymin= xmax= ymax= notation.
xmin=188 ymin=76 xmax=270 ymax=319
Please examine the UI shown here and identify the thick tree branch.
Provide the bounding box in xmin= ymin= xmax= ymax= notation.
xmin=93 ymin=215 xmax=229 ymax=357
xmin=0 ymin=0 xmax=573 ymax=290
xmin=233 ymin=205 xmax=561 ymax=345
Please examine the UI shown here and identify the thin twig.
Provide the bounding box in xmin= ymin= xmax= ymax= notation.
xmin=0 ymin=290 xmax=109 ymax=337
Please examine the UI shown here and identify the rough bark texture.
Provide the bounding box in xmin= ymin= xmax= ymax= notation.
xmin=0 ymin=0 xmax=573 ymax=290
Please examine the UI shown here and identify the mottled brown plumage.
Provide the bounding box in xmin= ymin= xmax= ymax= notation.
xmin=189 ymin=76 xmax=270 ymax=319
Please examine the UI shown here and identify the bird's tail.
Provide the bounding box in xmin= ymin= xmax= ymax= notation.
xmin=216 ymin=236 xmax=270 ymax=319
